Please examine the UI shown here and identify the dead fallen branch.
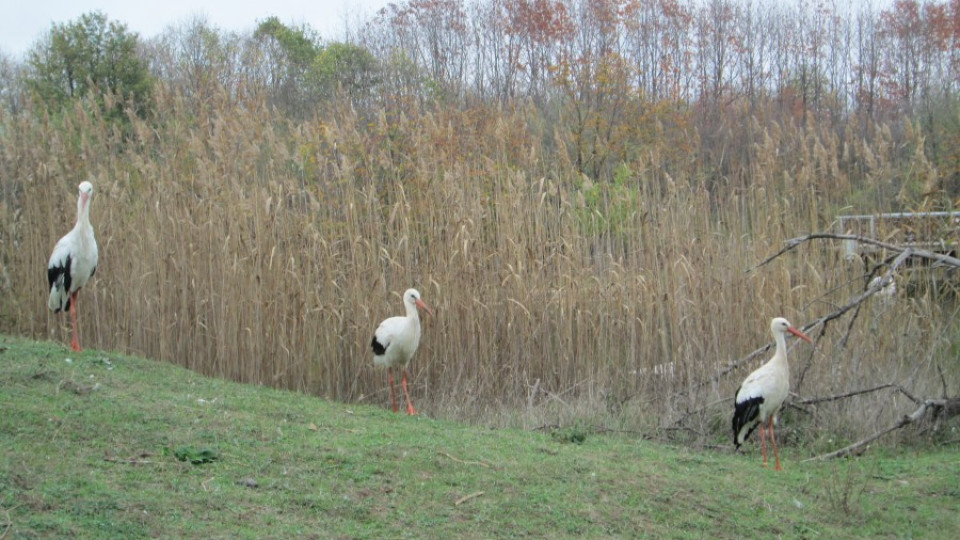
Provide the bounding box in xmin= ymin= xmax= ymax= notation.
xmin=804 ymin=399 xmax=957 ymax=461
xmin=795 ymin=384 xmax=917 ymax=406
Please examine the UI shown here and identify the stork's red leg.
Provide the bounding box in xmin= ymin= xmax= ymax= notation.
xmin=769 ymin=417 xmax=782 ymax=471
xmin=69 ymin=291 xmax=82 ymax=352
xmin=388 ymin=369 xmax=399 ymax=413
xmin=759 ymin=422 xmax=768 ymax=467
xmin=401 ymin=369 xmax=417 ymax=415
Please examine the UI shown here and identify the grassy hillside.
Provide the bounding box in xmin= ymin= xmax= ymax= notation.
xmin=1 ymin=335 xmax=957 ymax=539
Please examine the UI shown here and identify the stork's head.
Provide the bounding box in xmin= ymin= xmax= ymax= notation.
xmin=403 ymin=288 xmax=434 ymax=317
xmin=770 ymin=317 xmax=812 ymax=343
xmin=78 ymin=181 xmax=94 ymax=204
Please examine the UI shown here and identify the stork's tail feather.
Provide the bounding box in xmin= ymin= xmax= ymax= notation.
xmin=371 ymin=336 xmax=387 ymax=356
xmin=47 ymin=277 xmax=70 ymax=312
xmin=732 ymin=395 xmax=764 ymax=448
xmin=48 ymin=292 xmax=71 ymax=312
xmin=47 ymin=256 xmax=73 ymax=313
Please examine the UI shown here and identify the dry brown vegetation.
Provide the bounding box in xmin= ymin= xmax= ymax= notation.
xmin=1 ymin=83 xmax=956 ymax=451
xmin=1 ymin=0 xmax=959 ymax=452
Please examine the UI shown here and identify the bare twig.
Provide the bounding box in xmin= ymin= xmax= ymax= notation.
xmin=0 ymin=512 xmax=9 ymax=540
xmin=795 ymin=384 xmax=898 ymax=405
xmin=455 ymin=491 xmax=484 ymax=506
xmin=438 ymin=451 xmax=492 ymax=468
xmin=803 ymin=399 xmax=948 ymax=461
xmin=896 ymin=386 xmax=923 ymax=405
xmin=0 ymin=504 xmax=20 ymax=540
xmin=104 ymin=456 xmax=154 ymax=465
xmin=937 ymin=364 xmax=948 ymax=398
xmin=748 ymin=233 xmax=960 ymax=272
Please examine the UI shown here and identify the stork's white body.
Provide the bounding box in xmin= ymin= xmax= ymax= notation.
xmin=372 ymin=308 xmax=423 ymax=372
xmin=734 ymin=350 xmax=790 ymax=444
xmin=47 ymin=181 xmax=98 ymax=351
xmin=371 ymin=288 xmax=432 ymax=414
xmin=732 ymin=317 xmax=812 ymax=470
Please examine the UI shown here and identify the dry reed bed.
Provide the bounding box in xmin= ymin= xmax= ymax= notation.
xmin=0 ymin=88 xmax=954 ymax=444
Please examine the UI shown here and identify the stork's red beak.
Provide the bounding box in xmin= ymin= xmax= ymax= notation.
xmin=415 ymin=298 xmax=434 ymax=317
xmin=788 ymin=326 xmax=813 ymax=343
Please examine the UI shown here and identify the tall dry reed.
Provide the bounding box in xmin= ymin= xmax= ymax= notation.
xmin=0 ymin=85 xmax=955 ymax=446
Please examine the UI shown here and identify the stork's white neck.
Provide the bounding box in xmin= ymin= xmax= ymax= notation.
xmin=405 ymin=298 xmax=421 ymax=322
xmin=771 ymin=329 xmax=789 ymax=367
xmin=76 ymin=192 xmax=92 ymax=231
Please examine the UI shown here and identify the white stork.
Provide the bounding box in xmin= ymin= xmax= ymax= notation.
xmin=47 ymin=181 xmax=99 ymax=352
xmin=732 ymin=317 xmax=812 ymax=470
xmin=371 ymin=288 xmax=433 ymax=414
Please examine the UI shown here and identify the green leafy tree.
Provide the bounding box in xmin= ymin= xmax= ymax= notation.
xmin=25 ymin=11 xmax=153 ymax=117
xmin=311 ymin=42 xmax=380 ymax=98
xmin=253 ymin=17 xmax=321 ymax=116
xmin=253 ymin=19 xmax=379 ymax=114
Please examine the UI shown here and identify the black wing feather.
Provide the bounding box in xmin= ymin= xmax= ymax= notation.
xmin=371 ymin=336 xmax=387 ymax=356
xmin=47 ymin=254 xmax=73 ymax=312
xmin=732 ymin=392 xmax=764 ymax=448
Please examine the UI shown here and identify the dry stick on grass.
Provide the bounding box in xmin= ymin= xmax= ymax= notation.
xmin=803 ymin=399 xmax=956 ymax=461
xmin=0 ymin=506 xmax=15 ymax=540
xmin=454 ymin=491 xmax=485 ymax=506
xmin=438 ymin=451 xmax=492 ymax=468
xmin=104 ymin=457 xmax=155 ymax=465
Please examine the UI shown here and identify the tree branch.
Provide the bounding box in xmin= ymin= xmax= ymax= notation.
xmin=713 ymin=248 xmax=912 ymax=389
xmin=803 ymin=399 xmax=949 ymax=461
xmin=669 ymin=233 xmax=949 ymax=443
xmin=749 ymin=232 xmax=960 ymax=272
xmin=795 ymin=384 xmax=898 ymax=405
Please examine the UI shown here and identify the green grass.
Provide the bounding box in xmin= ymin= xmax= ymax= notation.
xmin=1 ymin=335 xmax=958 ymax=539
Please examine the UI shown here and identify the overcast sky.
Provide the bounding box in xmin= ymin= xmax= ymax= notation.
xmin=1 ymin=0 xmax=389 ymax=60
